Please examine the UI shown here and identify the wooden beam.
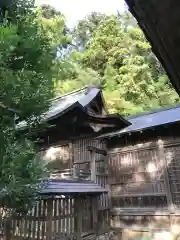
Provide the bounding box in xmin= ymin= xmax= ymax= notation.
xmin=157 ymin=139 xmax=174 ymax=213
xmin=90 ymin=151 xmax=96 ymax=182
xmin=87 ymin=146 xmax=107 ymax=156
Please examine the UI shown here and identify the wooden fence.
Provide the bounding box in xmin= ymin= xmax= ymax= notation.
xmin=0 ymin=195 xmax=99 ymax=240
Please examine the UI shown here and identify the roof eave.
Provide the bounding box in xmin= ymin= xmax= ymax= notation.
xmin=125 ymin=0 xmax=180 ymax=95
xmin=87 ymin=112 xmax=131 ymax=128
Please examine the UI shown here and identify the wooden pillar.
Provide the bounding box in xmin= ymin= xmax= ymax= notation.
xmin=92 ymin=196 xmax=99 ymax=235
xmin=158 ymin=139 xmax=174 ymax=213
xmin=90 ymin=151 xmax=96 ymax=183
xmin=72 ymin=165 xmax=77 ymax=179
xmin=87 ymin=146 xmax=107 ymax=183
xmin=74 ymin=196 xmax=82 ymax=240
xmin=106 ymin=152 xmax=112 ymax=210
xmin=46 ymin=198 xmax=53 ymax=240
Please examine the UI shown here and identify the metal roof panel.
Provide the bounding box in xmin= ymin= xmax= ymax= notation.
xmin=99 ymin=105 xmax=180 ymax=138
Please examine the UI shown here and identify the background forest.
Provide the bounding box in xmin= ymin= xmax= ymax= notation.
xmin=44 ymin=4 xmax=180 ymax=116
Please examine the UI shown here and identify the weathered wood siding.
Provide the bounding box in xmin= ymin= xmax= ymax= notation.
xmin=165 ymin=145 xmax=180 ymax=206
xmin=34 ymin=137 xmax=110 ymax=233
xmin=73 ymin=138 xmax=109 ymax=229
xmin=107 ymin=128 xmax=180 ymax=234
xmin=109 ymin=141 xmax=167 ymax=210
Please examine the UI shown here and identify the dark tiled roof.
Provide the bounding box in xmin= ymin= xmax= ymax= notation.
xmin=17 ymin=86 xmax=100 ymax=129
xmin=16 ymin=86 xmax=130 ymax=131
xmin=99 ymin=105 xmax=180 ymax=138
xmin=125 ymin=0 xmax=180 ymax=94
xmin=40 ymin=179 xmax=108 ymax=196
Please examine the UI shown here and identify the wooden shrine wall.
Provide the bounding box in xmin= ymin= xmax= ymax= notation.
xmin=36 ymin=137 xmax=110 ymax=232
xmin=73 ymin=138 xmax=109 ymax=230
xmin=107 ymin=132 xmax=180 ymax=232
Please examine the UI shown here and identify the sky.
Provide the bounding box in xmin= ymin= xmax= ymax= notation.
xmin=35 ymin=0 xmax=127 ymax=27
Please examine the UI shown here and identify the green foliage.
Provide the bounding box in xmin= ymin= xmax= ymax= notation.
xmin=55 ymin=61 xmax=101 ymax=94
xmin=37 ymin=5 xmax=71 ymax=52
xmin=73 ymin=12 xmax=107 ymax=49
xmin=38 ymin=4 xmax=62 ymax=19
xmin=0 ymin=0 xmax=62 ymax=223
xmin=0 ymin=18 xmax=54 ymax=120
xmin=0 ymin=0 xmax=34 ymax=23
xmin=55 ymin=12 xmax=179 ymax=116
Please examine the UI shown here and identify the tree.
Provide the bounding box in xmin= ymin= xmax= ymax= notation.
xmin=55 ymin=62 xmax=101 ymax=94
xmin=62 ymin=12 xmax=179 ymax=116
xmin=0 ymin=0 xmax=34 ymax=23
xmin=38 ymin=4 xmax=62 ymax=19
xmin=0 ymin=1 xmax=65 ymax=237
xmin=72 ymin=12 xmax=107 ymax=50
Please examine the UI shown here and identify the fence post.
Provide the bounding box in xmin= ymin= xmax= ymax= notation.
xmin=92 ymin=196 xmax=99 ymax=236
xmin=74 ymin=196 xmax=82 ymax=240
xmin=4 ymin=217 xmax=12 ymax=240
xmin=46 ymin=198 xmax=53 ymax=240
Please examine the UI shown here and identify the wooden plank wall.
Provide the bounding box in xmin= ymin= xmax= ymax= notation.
xmin=109 ymin=143 xmax=167 ymax=209
xmin=108 ymin=137 xmax=180 ymax=231
xmin=73 ymin=138 xmax=109 ymax=231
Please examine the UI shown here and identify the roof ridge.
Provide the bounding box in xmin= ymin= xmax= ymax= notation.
xmin=127 ymin=103 xmax=180 ymax=120
xmin=52 ymin=85 xmax=99 ymax=102
xmin=52 ymin=86 xmax=88 ymax=101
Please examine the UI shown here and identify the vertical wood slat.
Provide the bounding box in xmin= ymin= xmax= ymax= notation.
xmin=158 ymin=139 xmax=174 ymax=213
xmin=37 ymin=200 xmax=41 ymax=240
xmin=41 ymin=199 xmax=46 ymax=239
xmin=62 ymin=197 xmax=66 ymax=233
xmin=69 ymin=198 xmax=73 ymax=234
xmin=107 ymin=154 xmax=112 ymax=209
xmin=29 ymin=209 xmax=33 ymax=239
xmin=54 ymin=198 xmax=57 ymax=235
xmin=74 ymin=197 xmax=82 ymax=240
xmin=58 ymin=198 xmax=62 ymax=234
xmin=66 ymin=197 xmax=69 ymax=234
xmin=92 ymin=197 xmax=98 ymax=236
xmin=32 ymin=203 xmax=37 ymax=239
xmin=90 ymin=151 xmax=96 ymax=182
xmin=46 ymin=199 xmax=53 ymax=240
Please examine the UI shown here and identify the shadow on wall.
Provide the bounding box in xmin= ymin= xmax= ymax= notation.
xmin=108 ymin=137 xmax=180 ymax=239
xmin=109 ymin=138 xmax=179 ymax=208
xmin=37 ymin=145 xmax=72 ymax=171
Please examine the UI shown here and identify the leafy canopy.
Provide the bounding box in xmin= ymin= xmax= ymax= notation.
xmin=55 ymin=12 xmax=179 ymax=116
xmin=0 ymin=0 xmax=69 ymax=219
